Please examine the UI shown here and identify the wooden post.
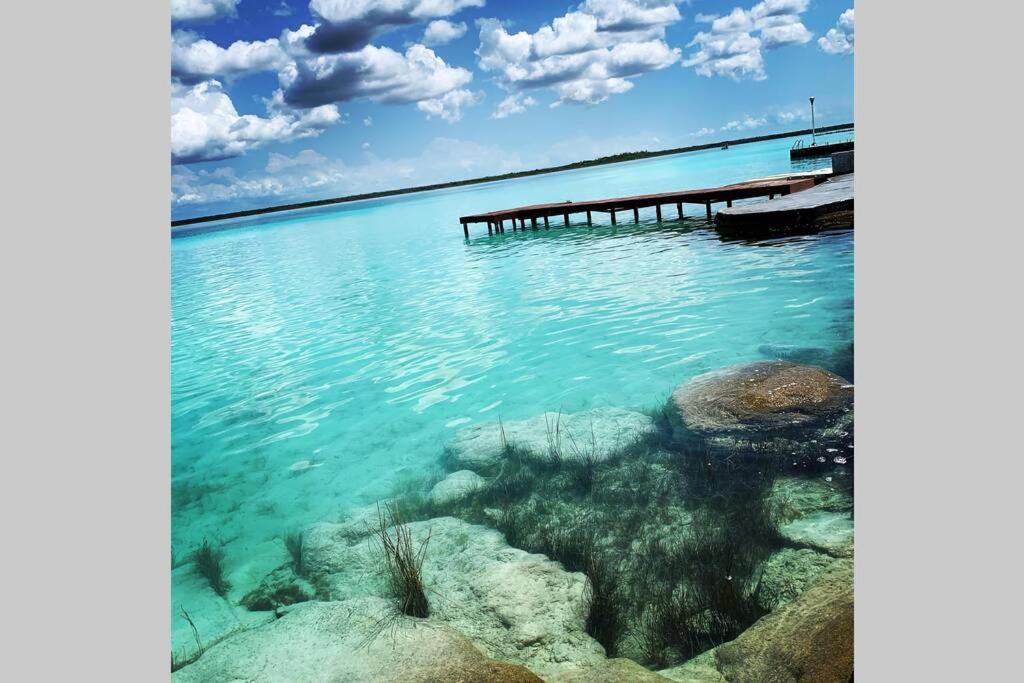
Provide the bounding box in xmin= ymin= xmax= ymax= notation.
xmin=563 ymin=213 xmax=569 ymax=227
xmin=677 ymin=202 xmax=683 ymax=219
xmin=543 ymin=215 xmax=549 ymax=229
xmin=531 ymin=216 xmax=538 ymax=230
xmin=726 ymin=200 xmax=732 ymax=208
xmin=610 ymin=210 xmax=617 ymax=225
xmin=655 ymin=204 xmax=662 ymax=222
xmin=705 ymin=202 xmax=712 ymax=222
xmin=586 ymin=210 xmax=592 ymax=226
xmin=633 ymin=207 xmax=640 ymax=224
xmin=487 ymin=221 xmax=493 ymax=235
xmin=769 ymin=193 xmax=774 ymax=200
xmin=498 ymin=220 xmax=504 ymax=233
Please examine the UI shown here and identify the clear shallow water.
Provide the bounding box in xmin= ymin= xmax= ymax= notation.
xmin=171 ymin=134 xmax=852 ymax=576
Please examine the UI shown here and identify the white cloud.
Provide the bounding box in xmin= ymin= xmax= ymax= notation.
xmin=362 ymin=141 xmax=371 ymax=149
xmin=363 ymin=116 xmax=373 ymax=126
xmin=171 ymin=80 xmax=340 ymax=164
xmin=279 ymin=29 xmax=475 ymax=112
xmin=306 ymin=0 xmax=485 ymax=53
xmin=721 ymin=115 xmax=766 ymax=131
xmin=581 ymin=0 xmax=683 ymax=33
xmin=273 ymin=2 xmax=293 ymax=17
xmin=171 ymin=30 xmax=288 ymax=83
xmin=683 ymin=0 xmax=812 ymax=80
xmin=475 ymin=2 xmax=683 ymax=106
xmin=691 ymin=126 xmax=715 ymax=136
xmin=416 ymin=88 xmax=484 ymax=123
xmin=491 ymin=94 xmax=537 ymax=119
xmin=819 ymin=8 xmax=854 ymax=55
xmin=423 ymin=20 xmax=468 ymax=45
xmin=171 ymin=0 xmax=239 ymax=22
xmin=775 ymin=106 xmax=810 ymax=124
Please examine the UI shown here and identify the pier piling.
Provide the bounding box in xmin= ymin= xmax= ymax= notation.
xmin=457 ymin=176 xmax=822 ymax=237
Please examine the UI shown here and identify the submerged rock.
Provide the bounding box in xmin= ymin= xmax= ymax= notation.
xmin=779 ymin=511 xmax=854 ymax=558
xmin=672 ymin=361 xmax=853 ymax=435
xmin=769 ymin=477 xmax=853 ymax=518
xmin=756 ymin=549 xmax=847 ymax=613
xmin=658 ymin=650 xmax=726 ymax=683
xmin=661 ymin=565 xmax=854 ymax=683
xmin=172 ymin=598 xmax=542 ymax=682
xmin=669 ymin=362 xmax=853 ymax=459
xmin=303 ymin=515 xmax=606 ymax=676
xmin=171 ymin=564 xmax=274 ymax=665
xmin=548 ymin=657 xmax=676 ymax=682
xmin=448 ymin=408 xmax=654 ymax=470
xmin=714 ymin=565 xmax=854 ymax=682
xmin=430 ymin=469 xmax=486 ymax=504
xmin=239 ymin=566 xmax=314 ymax=612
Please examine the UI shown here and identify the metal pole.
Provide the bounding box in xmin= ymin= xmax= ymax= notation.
xmin=809 ymin=96 xmax=816 ymax=145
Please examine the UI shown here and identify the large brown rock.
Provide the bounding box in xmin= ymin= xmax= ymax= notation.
xmin=672 ymin=362 xmax=853 ymax=435
xmin=714 ymin=564 xmax=853 ymax=682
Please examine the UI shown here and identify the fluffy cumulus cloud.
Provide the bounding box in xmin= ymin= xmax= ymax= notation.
xmin=819 ymin=8 xmax=854 ymax=55
xmin=492 ymin=94 xmax=537 ymax=119
xmin=171 ymin=31 xmax=288 ymax=83
xmin=278 ymin=29 xmax=476 ymax=108
xmin=305 ymin=0 xmax=485 ymax=53
xmin=475 ymin=1 xmax=683 ymax=105
xmin=416 ymin=88 xmax=484 ymax=122
xmin=691 ymin=126 xmax=715 ymax=137
xmin=171 ymin=0 xmax=240 ymax=22
xmin=721 ymin=115 xmax=766 ymax=131
xmin=683 ymin=0 xmax=812 ymax=80
xmin=423 ymin=19 xmax=468 ymax=45
xmin=171 ymin=80 xmax=340 ymax=164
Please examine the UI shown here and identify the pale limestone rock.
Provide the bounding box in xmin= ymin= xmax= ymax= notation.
xmin=430 ymin=469 xmax=486 ymax=503
xmin=172 ymin=598 xmax=543 ymax=682
xmin=449 ymin=408 xmax=654 ymax=469
xmin=303 ymin=516 xmax=606 ymax=676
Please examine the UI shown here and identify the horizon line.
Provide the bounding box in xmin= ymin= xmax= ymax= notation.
xmin=171 ymin=122 xmax=854 ymax=229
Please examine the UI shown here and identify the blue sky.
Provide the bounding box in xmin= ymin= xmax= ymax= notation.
xmin=170 ymin=0 xmax=854 ymax=220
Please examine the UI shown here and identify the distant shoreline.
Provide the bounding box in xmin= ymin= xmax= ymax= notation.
xmin=171 ymin=122 xmax=853 ymax=229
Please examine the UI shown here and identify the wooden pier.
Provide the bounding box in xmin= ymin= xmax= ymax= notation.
xmin=458 ymin=177 xmax=819 ymax=238
xmin=715 ymin=174 xmax=853 ymax=238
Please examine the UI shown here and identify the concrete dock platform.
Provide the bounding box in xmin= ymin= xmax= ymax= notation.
xmin=715 ymin=174 xmax=853 ymax=238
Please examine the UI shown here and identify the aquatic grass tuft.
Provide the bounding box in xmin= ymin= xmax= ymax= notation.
xmin=192 ymin=539 xmax=231 ymax=596
xmin=283 ymin=530 xmax=305 ymax=577
xmin=373 ymin=502 xmax=431 ymax=618
xmin=171 ymin=606 xmax=204 ymax=672
xmin=583 ymin=554 xmax=629 ymax=657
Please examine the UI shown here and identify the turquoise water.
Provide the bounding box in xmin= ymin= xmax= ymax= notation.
xmin=171 ymin=134 xmax=852 ymax=621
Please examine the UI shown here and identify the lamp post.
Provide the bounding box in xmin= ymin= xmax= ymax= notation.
xmin=809 ymin=96 xmax=816 ymax=146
